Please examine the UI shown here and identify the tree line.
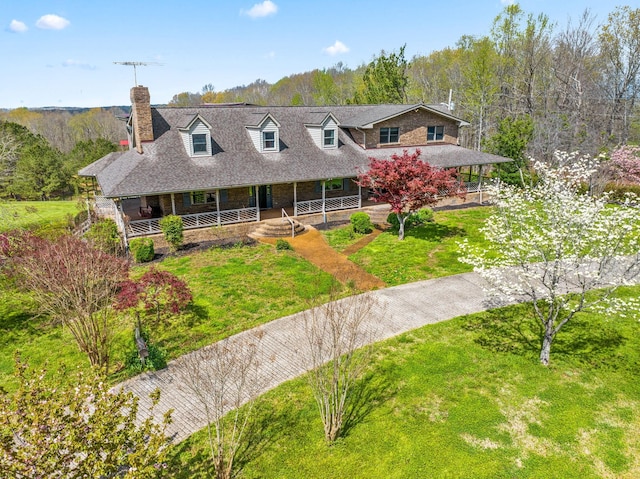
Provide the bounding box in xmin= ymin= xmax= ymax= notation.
xmin=169 ymin=4 xmax=640 ymax=159
xmin=0 ymin=108 xmax=122 ymax=199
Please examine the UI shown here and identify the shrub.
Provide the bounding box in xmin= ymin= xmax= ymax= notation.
xmin=412 ymin=208 xmax=434 ymax=225
xmin=85 ymin=219 xmax=122 ymax=255
xmin=604 ymin=182 xmax=640 ymax=202
xmin=159 ymin=215 xmax=184 ymax=251
xmin=350 ymin=212 xmax=373 ymax=234
xmin=275 ymin=239 xmax=293 ymax=251
xmin=386 ymin=208 xmax=434 ymax=231
xmin=129 ymin=237 xmax=155 ymax=262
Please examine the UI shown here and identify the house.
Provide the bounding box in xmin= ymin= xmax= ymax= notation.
xmin=80 ymin=86 xmax=511 ymax=238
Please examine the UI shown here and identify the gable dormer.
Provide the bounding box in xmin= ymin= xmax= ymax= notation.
xmin=178 ymin=114 xmax=213 ymax=157
xmin=305 ymin=113 xmax=339 ymax=150
xmin=246 ymin=114 xmax=281 ymax=153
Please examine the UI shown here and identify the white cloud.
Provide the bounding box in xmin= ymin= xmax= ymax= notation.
xmin=36 ymin=14 xmax=70 ymax=30
xmin=500 ymin=0 xmax=515 ymax=4
xmin=323 ymin=40 xmax=349 ymax=56
xmin=8 ymin=20 xmax=28 ymax=33
xmin=62 ymin=59 xmax=96 ymax=70
xmin=264 ymin=51 xmax=276 ymax=59
xmin=241 ymin=1 xmax=278 ymax=18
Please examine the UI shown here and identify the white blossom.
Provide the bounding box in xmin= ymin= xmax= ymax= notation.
xmin=460 ymin=151 xmax=640 ymax=365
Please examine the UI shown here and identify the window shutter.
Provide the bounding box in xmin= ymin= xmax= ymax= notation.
xmin=315 ymin=181 xmax=322 ymax=193
xmin=219 ymin=189 xmax=228 ymax=203
xmin=183 ymin=193 xmax=191 ymax=206
xmin=343 ymin=178 xmax=350 ymax=191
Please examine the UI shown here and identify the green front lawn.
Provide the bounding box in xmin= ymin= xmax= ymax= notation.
xmin=349 ymin=206 xmax=493 ymax=285
xmin=0 ymin=243 xmax=336 ymax=390
xmin=170 ymin=285 xmax=640 ymax=478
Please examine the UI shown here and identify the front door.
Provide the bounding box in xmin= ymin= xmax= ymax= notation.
xmin=258 ymin=185 xmax=272 ymax=209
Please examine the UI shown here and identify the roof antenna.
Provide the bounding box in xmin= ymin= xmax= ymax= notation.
xmin=113 ymin=61 xmax=162 ymax=86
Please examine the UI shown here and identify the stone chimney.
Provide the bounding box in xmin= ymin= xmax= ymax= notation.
xmin=130 ymin=86 xmax=154 ymax=154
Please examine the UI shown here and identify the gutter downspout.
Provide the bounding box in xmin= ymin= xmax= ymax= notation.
xmin=355 ymin=127 xmax=366 ymax=149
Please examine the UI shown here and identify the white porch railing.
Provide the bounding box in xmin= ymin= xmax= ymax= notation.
xmin=126 ymin=207 xmax=259 ymax=237
xmin=94 ymin=195 xmax=118 ymax=217
xmin=296 ymin=194 xmax=361 ymax=216
xmin=464 ymin=181 xmax=481 ymax=192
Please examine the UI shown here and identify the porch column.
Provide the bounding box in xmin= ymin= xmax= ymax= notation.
xmin=478 ymin=165 xmax=484 ymax=204
xmin=322 ymin=180 xmax=326 ymax=223
xmin=117 ymin=200 xmax=129 ymax=250
xmin=170 ymin=193 xmax=176 ymax=215
xmin=358 ymin=183 xmax=362 ymax=208
xmin=293 ymin=182 xmax=298 ymax=216
xmin=255 ymin=185 xmax=260 ymax=222
xmin=216 ymin=189 xmax=221 ymax=226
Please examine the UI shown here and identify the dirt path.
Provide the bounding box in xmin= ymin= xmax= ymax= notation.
xmin=258 ymin=227 xmax=386 ymax=291
xmin=341 ymin=226 xmax=385 ymax=256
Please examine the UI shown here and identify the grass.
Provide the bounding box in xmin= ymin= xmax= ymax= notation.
xmin=0 ymin=200 xmax=81 ymax=233
xmin=0 ymin=243 xmax=337 ymax=390
xmin=321 ymin=225 xmax=369 ymax=252
xmin=348 ymin=206 xmax=493 ymax=285
xmin=4 ymin=202 xmax=640 ymax=476
xmin=168 ymin=285 xmax=640 ymax=478
xmin=142 ymin=243 xmax=336 ymax=360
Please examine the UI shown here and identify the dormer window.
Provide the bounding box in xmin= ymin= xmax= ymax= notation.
xmin=427 ymin=125 xmax=444 ymax=141
xmin=192 ymin=134 xmax=208 ymax=154
xmin=179 ymin=114 xmax=213 ymax=157
xmin=323 ymin=129 xmax=336 ymax=147
xmin=262 ymin=131 xmax=276 ymax=151
xmin=380 ymin=127 xmax=399 ymax=144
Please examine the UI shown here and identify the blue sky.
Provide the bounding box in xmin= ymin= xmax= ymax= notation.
xmin=0 ymin=0 xmax=620 ymax=109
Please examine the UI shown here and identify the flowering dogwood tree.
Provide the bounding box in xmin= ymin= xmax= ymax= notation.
xmin=461 ymin=151 xmax=640 ymax=365
xmin=357 ymin=149 xmax=464 ymax=240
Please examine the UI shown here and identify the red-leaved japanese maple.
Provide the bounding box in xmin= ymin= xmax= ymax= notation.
xmin=115 ymin=266 xmax=192 ymax=325
xmin=357 ymin=149 xmax=465 ymax=239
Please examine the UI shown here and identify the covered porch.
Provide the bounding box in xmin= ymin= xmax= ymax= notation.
xmin=105 ymin=178 xmax=364 ymax=238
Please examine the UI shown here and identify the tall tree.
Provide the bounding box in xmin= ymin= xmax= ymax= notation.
xmin=460 ymin=37 xmax=500 ymax=150
xmin=357 ymin=149 xmax=464 ymax=240
xmin=353 ymin=45 xmax=408 ymax=104
xmin=0 ymin=124 xmax=19 ymax=196
xmin=483 ymin=115 xmax=534 ymax=186
xmin=598 ymin=6 xmax=640 ymax=143
xmin=407 ymin=47 xmax=463 ymax=107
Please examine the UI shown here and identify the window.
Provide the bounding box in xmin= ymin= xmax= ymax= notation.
xmin=326 ymin=178 xmax=343 ymax=191
xmin=323 ymin=129 xmax=336 ymax=147
xmin=190 ymin=191 xmax=216 ymax=205
xmin=380 ymin=127 xmax=399 ymax=144
xmin=427 ymin=126 xmax=445 ymax=141
xmin=262 ymin=131 xmax=276 ymax=151
xmin=192 ymin=133 xmax=207 ymax=154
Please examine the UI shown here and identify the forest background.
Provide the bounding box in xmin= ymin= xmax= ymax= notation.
xmin=0 ymin=4 xmax=638 ymax=200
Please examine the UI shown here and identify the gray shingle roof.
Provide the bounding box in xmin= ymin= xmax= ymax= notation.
xmin=80 ymin=105 xmax=511 ymax=198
